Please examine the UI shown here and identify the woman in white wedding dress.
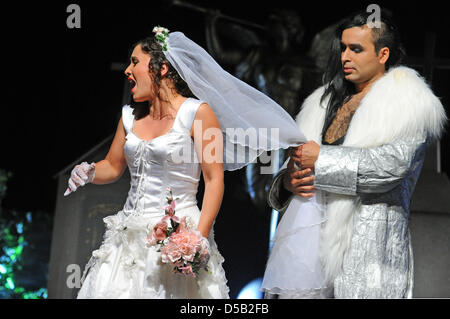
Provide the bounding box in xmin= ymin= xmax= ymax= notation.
xmin=67 ymin=32 xmax=229 ymax=299
xmin=65 ymin=27 xmax=307 ymax=299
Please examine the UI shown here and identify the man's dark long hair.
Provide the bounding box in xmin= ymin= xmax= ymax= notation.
xmin=320 ymin=9 xmax=406 ymax=139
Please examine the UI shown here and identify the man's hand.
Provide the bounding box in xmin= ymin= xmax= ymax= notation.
xmin=283 ymin=155 xmax=315 ymax=198
xmin=289 ymin=140 xmax=320 ymax=170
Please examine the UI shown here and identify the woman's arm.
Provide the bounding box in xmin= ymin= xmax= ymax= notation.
xmin=192 ymin=103 xmax=224 ymax=238
xmin=92 ymin=117 xmax=128 ymax=185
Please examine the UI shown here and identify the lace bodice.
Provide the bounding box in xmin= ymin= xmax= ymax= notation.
xmin=121 ymin=98 xmax=203 ymax=217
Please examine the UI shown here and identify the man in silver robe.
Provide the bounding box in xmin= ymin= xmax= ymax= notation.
xmin=267 ymin=9 xmax=446 ymax=298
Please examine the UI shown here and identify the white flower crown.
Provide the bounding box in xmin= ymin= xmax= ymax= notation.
xmin=152 ymin=26 xmax=170 ymax=51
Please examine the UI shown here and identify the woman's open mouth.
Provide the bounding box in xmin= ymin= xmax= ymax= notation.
xmin=128 ymin=77 xmax=136 ymax=93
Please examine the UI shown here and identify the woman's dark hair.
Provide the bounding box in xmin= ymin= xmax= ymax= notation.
xmin=320 ymin=8 xmax=406 ymax=139
xmin=129 ymin=36 xmax=195 ymax=119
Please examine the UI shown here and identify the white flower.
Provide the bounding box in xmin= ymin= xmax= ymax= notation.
xmin=152 ymin=26 xmax=170 ymax=51
xmin=121 ymin=254 xmax=136 ymax=268
xmin=152 ymin=26 xmax=169 ymax=35
xmin=103 ymin=214 xmax=125 ymax=231
xmin=92 ymin=245 xmax=111 ymax=260
xmin=103 ymin=216 xmax=116 ymax=229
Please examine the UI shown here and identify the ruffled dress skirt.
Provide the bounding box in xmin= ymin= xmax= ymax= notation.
xmin=77 ymin=205 xmax=229 ymax=299
xmin=261 ymin=194 xmax=332 ymax=298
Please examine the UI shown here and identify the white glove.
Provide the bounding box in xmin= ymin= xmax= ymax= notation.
xmin=64 ymin=162 xmax=96 ymax=196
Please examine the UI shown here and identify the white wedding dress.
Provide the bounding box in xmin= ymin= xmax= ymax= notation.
xmin=77 ymin=98 xmax=229 ymax=299
xmin=261 ymin=193 xmax=331 ymax=298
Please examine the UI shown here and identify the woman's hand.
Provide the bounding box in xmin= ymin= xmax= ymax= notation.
xmin=64 ymin=162 xmax=96 ymax=196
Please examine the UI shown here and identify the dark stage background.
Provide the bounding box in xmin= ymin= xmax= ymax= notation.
xmin=0 ymin=0 xmax=449 ymax=298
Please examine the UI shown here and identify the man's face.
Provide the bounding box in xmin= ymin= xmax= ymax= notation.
xmin=340 ymin=25 xmax=387 ymax=86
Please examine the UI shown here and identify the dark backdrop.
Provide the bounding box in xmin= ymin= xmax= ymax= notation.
xmin=2 ymin=0 xmax=449 ymax=212
xmin=1 ymin=0 xmax=449 ymax=298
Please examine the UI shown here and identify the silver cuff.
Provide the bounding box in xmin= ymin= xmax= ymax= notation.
xmin=267 ymin=168 xmax=291 ymax=212
xmin=314 ymin=145 xmax=361 ymax=195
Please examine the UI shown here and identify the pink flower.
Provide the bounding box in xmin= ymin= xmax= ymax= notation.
xmin=149 ymin=188 xmax=209 ymax=277
xmin=180 ymin=244 xmax=196 ymax=262
xmin=161 ymin=242 xmax=182 ymax=263
xmin=152 ymin=221 xmax=168 ymax=242
xmin=162 ymin=213 xmax=180 ymax=224
xmin=164 ymin=198 xmax=176 ymax=216
xmin=171 ymin=229 xmax=203 ymax=262
xmin=173 ymin=259 xmax=185 ymax=268
xmin=180 ymin=264 xmax=195 ymax=277
xmin=176 ymin=216 xmax=188 ymax=233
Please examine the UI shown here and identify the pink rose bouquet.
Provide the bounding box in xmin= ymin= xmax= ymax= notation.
xmin=147 ymin=188 xmax=210 ymax=277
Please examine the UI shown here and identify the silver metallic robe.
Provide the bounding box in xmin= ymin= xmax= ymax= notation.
xmin=269 ymin=135 xmax=427 ymax=298
xmin=267 ymin=66 xmax=446 ymax=298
